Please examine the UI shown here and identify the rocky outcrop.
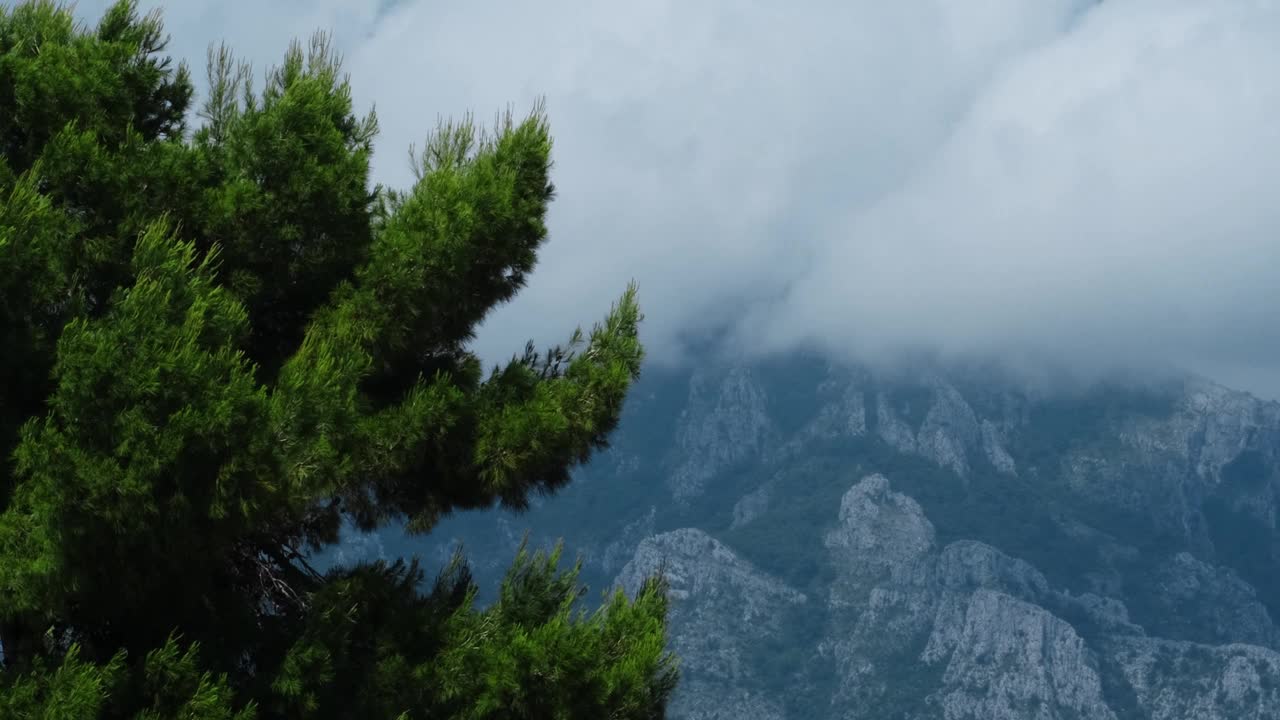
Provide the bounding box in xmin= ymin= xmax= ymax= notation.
xmin=617 ymin=529 xmax=807 ymax=720
xmin=876 ymin=393 xmax=918 ymax=455
xmin=668 ymin=367 xmax=775 ymax=501
xmin=731 ymin=479 xmax=776 ymax=529
xmin=925 ymin=590 xmax=1116 ymax=720
xmin=981 ymin=419 xmax=1017 ymax=475
xmin=824 ymin=474 xmax=935 ymax=610
xmin=1107 ymin=637 xmax=1280 ymax=720
xmin=870 ymin=379 xmax=1008 ymax=479
xmin=917 ymin=382 xmax=982 ymax=478
xmin=376 ymin=359 xmax=1280 ymax=719
xmin=802 ymin=375 xmax=870 ymax=443
xmin=819 ymin=476 xmax=1117 ymax=718
xmin=1084 ymin=378 xmax=1280 ymax=530
xmin=1122 ymin=380 xmax=1280 ymax=483
xmin=635 ymin=473 xmax=1280 ymax=719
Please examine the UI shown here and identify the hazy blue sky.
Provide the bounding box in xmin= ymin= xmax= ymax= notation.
xmin=72 ymin=0 xmax=1280 ymax=399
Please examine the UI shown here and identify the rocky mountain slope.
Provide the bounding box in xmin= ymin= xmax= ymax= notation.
xmin=334 ymin=354 xmax=1280 ymax=718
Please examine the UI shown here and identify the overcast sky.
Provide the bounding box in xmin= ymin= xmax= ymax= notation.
xmin=72 ymin=0 xmax=1280 ymax=399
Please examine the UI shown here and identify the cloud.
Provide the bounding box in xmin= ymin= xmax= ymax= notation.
xmin=69 ymin=0 xmax=1280 ymax=399
xmin=739 ymin=0 xmax=1280 ymax=394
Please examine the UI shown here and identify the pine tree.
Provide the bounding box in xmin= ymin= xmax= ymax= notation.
xmin=0 ymin=1 xmax=678 ymax=717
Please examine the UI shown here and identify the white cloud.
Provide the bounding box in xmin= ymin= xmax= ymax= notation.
xmin=741 ymin=0 xmax=1280 ymax=394
xmin=69 ymin=0 xmax=1280 ymax=398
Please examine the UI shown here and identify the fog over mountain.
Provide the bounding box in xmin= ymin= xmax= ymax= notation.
xmin=75 ymin=0 xmax=1280 ymax=398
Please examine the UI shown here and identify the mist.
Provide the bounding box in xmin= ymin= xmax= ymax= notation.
xmin=74 ymin=0 xmax=1280 ymax=399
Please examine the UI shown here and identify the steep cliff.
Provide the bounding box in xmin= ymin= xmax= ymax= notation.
xmin=335 ymin=356 xmax=1280 ymax=718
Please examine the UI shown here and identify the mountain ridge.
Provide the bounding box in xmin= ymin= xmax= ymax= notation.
xmin=331 ymin=355 xmax=1280 ymax=718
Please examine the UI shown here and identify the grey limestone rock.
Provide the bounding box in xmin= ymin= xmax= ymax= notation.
xmin=391 ymin=361 xmax=1280 ymax=719
xmin=616 ymin=529 xmax=806 ymax=720
xmin=644 ymin=470 xmax=1280 ymax=719
xmin=916 ymin=382 xmax=982 ymax=478
xmin=926 ymin=590 xmax=1117 ymax=720
xmin=1108 ymin=637 xmax=1280 ymax=720
xmin=876 ymin=393 xmax=918 ymax=455
xmin=668 ymin=367 xmax=775 ymax=502
xmin=981 ymin=419 xmax=1017 ymax=475
xmin=730 ymin=479 xmax=776 ymax=530
xmin=825 ymin=474 xmax=935 ymax=610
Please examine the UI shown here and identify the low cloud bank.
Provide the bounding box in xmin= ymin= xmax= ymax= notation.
xmin=77 ymin=0 xmax=1280 ymax=398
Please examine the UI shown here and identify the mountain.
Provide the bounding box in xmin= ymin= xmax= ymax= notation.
xmin=330 ymin=353 xmax=1280 ymax=719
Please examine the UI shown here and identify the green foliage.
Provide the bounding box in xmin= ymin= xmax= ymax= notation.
xmin=268 ymin=548 xmax=676 ymax=720
xmin=0 ymin=1 xmax=674 ymax=717
xmin=0 ymin=645 xmax=126 ymax=720
xmin=0 ymin=638 xmax=253 ymax=720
